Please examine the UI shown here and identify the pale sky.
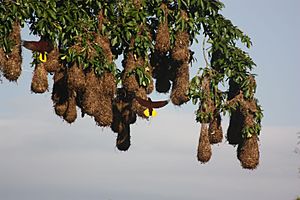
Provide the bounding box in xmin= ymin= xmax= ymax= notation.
xmin=0 ymin=1 xmax=299 ymax=200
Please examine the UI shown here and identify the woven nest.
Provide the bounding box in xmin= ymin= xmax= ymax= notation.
xmin=208 ymin=113 xmax=223 ymax=144
xmin=94 ymin=95 xmax=113 ymax=127
xmin=67 ymin=63 xmax=86 ymax=92
xmin=63 ymin=94 xmax=77 ymax=124
xmin=171 ymin=31 xmax=190 ymax=63
xmin=0 ymin=48 xmax=5 ymax=70
xmin=44 ymin=48 xmax=60 ymax=73
xmin=197 ymin=123 xmax=212 ymax=163
xmin=95 ymin=35 xmax=113 ymax=63
xmin=227 ymin=110 xmax=244 ymax=145
xmin=155 ymin=20 xmax=170 ymax=54
xmin=100 ymin=72 xmax=116 ymax=97
xmin=31 ymin=63 xmax=48 ymax=94
xmin=122 ymin=52 xmax=144 ymax=93
xmin=171 ymin=62 xmax=189 ymax=105
xmin=237 ymin=135 xmax=259 ymax=169
xmin=52 ymin=68 xmax=68 ymax=104
xmin=116 ymin=123 xmax=131 ymax=151
xmin=1 ymin=22 xmax=22 ymax=81
xmin=54 ymin=101 xmax=68 ymax=117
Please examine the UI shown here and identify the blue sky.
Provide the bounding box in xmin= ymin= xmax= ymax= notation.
xmin=0 ymin=1 xmax=299 ymax=200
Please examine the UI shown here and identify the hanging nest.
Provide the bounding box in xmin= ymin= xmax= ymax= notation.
xmin=52 ymin=68 xmax=69 ymax=117
xmin=52 ymin=68 xmax=68 ymax=104
xmin=43 ymin=48 xmax=60 ymax=73
xmin=0 ymin=48 xmax=5 ymax=70
xmin=122 ymin=52 xmax=144 ymax=92
xmin=197 ymin=123 xmax=212 ymax=163
xmin=63 ymin=93 xmax=77 ymax=124
xmin=116 ymin=123 xmax=131 ymax=151
xmin=94 ymin=95 xmax=113 ymax=127
xmin=80 ymin=70 xmax=103 ymax=116
xmin=1 ymin=21 xmax=22 ymax=82
xmin=95 ymin=35 xmax=113 ymax=63
xmin=67 ymin=63 xmax=86 ymax=92
xmin=150 ymin=52 xmax=173 ymax=93
xmin=170 ymin=62 xmax=189 ymax=105
xmin=93 ymin=72 xmax=116 ymax=127
xmin=237 ymin=135 xmax=259 ymax=169
xmin=31 ymin=63 xmax=48 ymax=94
xmin=227 ymin=110 xmax=244 ymax=145
xmin=171 ymin=31 xmax=190 ymax=63
xmin=155 ymin=4 xmax=170 ymax=54
xmin=208 ymin=113 xmax=223 ymax=144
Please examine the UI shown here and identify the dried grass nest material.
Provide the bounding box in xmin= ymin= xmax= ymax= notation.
xmin=171 ymin=31 xmax=190 ymax=63
xmin=197 ymin=123 xmax=212 ymax=163
xmin=63 ymin=94 xmax=77 ymax=124
xmin=170 ymin=62 xmax=190 ymax=105
xmin=44 ymin=48 xmax=60 ymax=73
xmin=155 ymin=20 xmax=170 ymax=54
xmin=67 ymin=63 xmax=86 ymax=92
xmin=1 ymin=21 xmax=22 ymax=81
xmin=31 ymin=63 xmax=48 ymax=94
xmin=208 ymin=113 xmax=223 ymax=144
xmin=237 ymin=134 xmax=260 ymax=169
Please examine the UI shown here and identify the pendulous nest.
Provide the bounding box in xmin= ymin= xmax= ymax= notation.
xmin=155 ymin=4 xmax=170 ymax=55
xmin=171 ymin=62 xmax=190 ymax=105
xmin=171 ymin=31 xmax=190 ymax=63
xmin=94 ymin=95 xmax=113 ymax=127
xmin=237 ymin=135 xmax=259 ymax=169
xmin=197 ymin=123 xmax=212 ymax=163
xmin=1 ymin=21 xmax=22 ymax=82
xmin=67 ymin=63 xmax=86 ymax=92
xmin=43 ymin=48 xmax=60 ymax=73
xmin=208 ymin=113 xmax=223 ymax=144
xmin=116 ymin=123 xmax=131 ymax=151
xmin=63 ymin=93 xmax=77 ymax=124
xmin=31 ymin=63 xmax=48 ymax=94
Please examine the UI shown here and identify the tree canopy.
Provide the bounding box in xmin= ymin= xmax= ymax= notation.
xmin=0 ymin=0 xmax=263 ymax=169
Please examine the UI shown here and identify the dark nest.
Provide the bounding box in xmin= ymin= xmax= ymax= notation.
xmin=52 ymin=68 xmax=69 ymax=117
xmin=111 ymin=88 xmax=136 ymax=133
xmin=67 ymin=63 xmax=86 ymax=92
xmin=227 ymin=110 xmax=244 ymax=145
xmin=237 ymin=134 xmax=259 ymax=169
xmin=44 ymin=48 xmax=60 ymax=73
xmin=170 ymin=62 xmax=190 ymax=105
xmin=197 ymin=123 xmax=212 ymax=163
xmin=150 ymin=52 xmax=173 ymax=93
xmin=31 ymin=63 xmax=48 ymax=94
xmin=171 ymin=31 xmax=190 ymax=63
xmin=2 ymin=21 xmax=22 ymax=82
xmin=63 ymin=93 xmax=77 ymax=124
xmin=208 ymin=113 xmax=223 ymax=144
xmin=116 ymin=123 xmax=131 ymax=151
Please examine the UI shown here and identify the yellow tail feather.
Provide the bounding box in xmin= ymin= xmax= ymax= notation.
xmin=39 ymin=53 xmax=47 ymax=63
xmin=143 ymin=108 xmax=157 ymax=117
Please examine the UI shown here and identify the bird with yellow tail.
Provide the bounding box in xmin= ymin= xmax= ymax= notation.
xmin=22 ymin=37 xmax=54 ymax=63
xmin=135 ymin=96 xmax=169 ymax=117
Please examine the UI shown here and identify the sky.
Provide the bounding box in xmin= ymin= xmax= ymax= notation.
xmin=0 ymin=1 xmax=300 ymax=200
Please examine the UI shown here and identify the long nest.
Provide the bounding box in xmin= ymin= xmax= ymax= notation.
xmin=1 ymin=21 xmax=22 ymax=82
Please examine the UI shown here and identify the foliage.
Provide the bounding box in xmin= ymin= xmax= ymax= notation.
xmin=0 ymin=0 xmax=263 ymax=168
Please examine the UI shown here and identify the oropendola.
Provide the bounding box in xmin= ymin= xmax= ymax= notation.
xmin=135 ymin=96 xmax=169 ymax=117
xmin=22 ymin=37 xmax=54 ymax=63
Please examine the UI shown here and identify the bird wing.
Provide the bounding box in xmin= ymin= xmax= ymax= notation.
xmin=151 ymin=100 xmax=169 ymax=108
xmin=135 ymin=96 xmax=150 ymax=107
xmin=135 ymin=96 xmax=169 ymax=109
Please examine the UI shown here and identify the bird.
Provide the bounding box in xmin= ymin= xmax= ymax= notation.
xmin=22 ymin=37 xmax=54 ymax=63
xmin=135 ymin=96 xmax=169 ymax=117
